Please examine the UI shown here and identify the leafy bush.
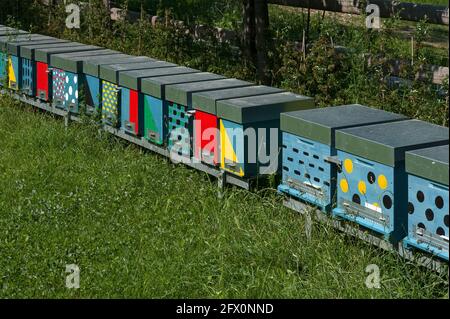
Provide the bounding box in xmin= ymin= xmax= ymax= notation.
xmin=1 ymin=0 xmax=448 ymax=126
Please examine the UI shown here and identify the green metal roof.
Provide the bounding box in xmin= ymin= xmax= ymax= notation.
xmin=19 ymin=41 xmax=73 ymax=60
xmin=335 ymin=120 xmax=449 ymax=166
xmin=0 ymin=28 xmax=28 ymax=37
xmin=83 ymin=55 xmax=154 ymax=77
xmin=99 ymin=61 xmax=178 ymax=84
xmin=0 ymin=33 xmax=38 ymax=44
xmin=140 ymin=72 xmax=225 ymax=99
xmin=216 ymin=92 xmax=315 ymax=124
xmin=1 ymin=33 xmax=48 ymax=41
xmin=50 ymin=49 xmax=122 ymax=73
xmin=1 ymin=34 xmax=52 ymax=50
xmin=165 ymin=78 xmax=253 ymax=107
xmin=7 ymin=37 xmax=67 ymax=56
xmin=280 ymin=104 xmax=408 ymax=146
xmin=118 ymin=66 xmax=198 ymax=91
xmin=34 ymin=43 xmax=102 ymax=63
xmin=192 ymin=85 xmax=284 ymax=115
xmin=406 ymin=145 xmax=449 ymax=186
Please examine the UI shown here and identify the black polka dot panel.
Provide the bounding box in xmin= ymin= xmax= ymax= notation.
xmin=407 ymin=175 xmax=449 ymax=256
xmin=408 ymin=202 xmax=414 ymax=214
xmin=416 ymin=191 xmax=425 ymax=202
xmin=435 ymin=196 xmax=444 ymax=209
xmin=436 ymin=227 xmax=445 ymax=236
xmin=367 ymin=172 xmax=376 ymax=184
xmin=425 ymin=209 xmax=434 ymax=221
xmin=383 ymin=195 xmax=392 ymax=209
xmin=352 ymin=194 xmax=361 ymax=205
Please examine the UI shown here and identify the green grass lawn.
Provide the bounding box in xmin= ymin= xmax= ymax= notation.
xmin=0 ymin=96 xmax=448 ymax=298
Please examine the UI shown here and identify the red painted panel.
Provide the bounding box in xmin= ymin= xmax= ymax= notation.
xmin=129 ymin=89 xmax=139 ymax=135
xmin=36 ymin=62 xmax=49 ymax=100
xmin=194 ymin=110 xmax=219 ymax=166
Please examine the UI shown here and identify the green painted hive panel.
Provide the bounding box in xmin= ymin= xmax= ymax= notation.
xmin=99 ymin=61 xmax=176 ymax=84
xmin=140 ymin=72 xmax=225 ymax=99
xmin=280 ymin=104 xmax=408 ymax=146
xmin=216 ymin=92 xmax=315 ymax=124
xmin=192 ymin=85 xmax=284 ymax=115
xmin=35 ymin=44 xmax=102 ymax=63
xmin=1 ymin=34 xmax=52 ymax=51
xmin=0 ymin=33 xmax=47 ymax=44
xmin=165 ymin=78 xmax=253 ymax=107
xmin=0 ymin=31 xmax=29 ymax=39
xmin=335 ymin=120 xmax=449 ymax=166
xmin=7 ymin=37 xmax=67 ymax=56
xmin=83 ymin=55 xmax=153 ymax=77
xmin=50 ymin=49 xmax=121 ymax=73
xmin=19 ymin=41 xmax=72 ymax=60
xmin=0 ymin=29 xmax=28 ymax=36
xmin=119 ymin=66 xmax=198 ymax=91
xmin=406 ymin=145 xmax=449 ymax=186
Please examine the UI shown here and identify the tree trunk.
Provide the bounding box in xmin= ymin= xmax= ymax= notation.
xmin=254 ymin=0 xmax=270 ymax=84
xmin=243 ymin=0 xmax=257 ymax=66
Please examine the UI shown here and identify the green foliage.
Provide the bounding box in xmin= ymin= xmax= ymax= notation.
xmin=0 ymin=0 xmax=47 ymax=32
xmin=268 ymin=6 xmax=449 ymax=126
xmin=1 ymin=2 xmax=448 ymax=126
xmin=114 ymin=0 xmax=242 ymax=26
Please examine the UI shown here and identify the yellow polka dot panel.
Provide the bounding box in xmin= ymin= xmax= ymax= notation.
xmin=340 ymin=178 xmax=349 ymax=193
xmin=333 ymin=120 xmax=448 ymax=244
xmin=358 ymin=181 xmax=367 ymax=195
xmin=333 ymin=151 xmax=396 ymax=238
xmin=378 ymin=174 xmax=388 ymax=190
xmin=277 ymin=105 xmax=410 ymax=213
xmin=101 ymin=80 xmax=119 ymax=127
xmin=344 ymin=159 xmax=353 ymax=174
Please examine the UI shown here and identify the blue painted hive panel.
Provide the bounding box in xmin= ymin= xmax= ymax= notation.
xmin=278 ymin=132 xmax=333 ymax=211
xmin=405 ymin=174 xmax=448 ymax=260
xmin=21 ymin=57 xmax=34 ymax=96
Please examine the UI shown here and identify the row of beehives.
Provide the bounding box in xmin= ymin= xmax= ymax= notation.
xmin=1 ymin=26 xmax=448 ymax=262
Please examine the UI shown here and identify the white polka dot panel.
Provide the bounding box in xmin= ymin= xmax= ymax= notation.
xmin=64 ymin=72 xmax=79 ymax=109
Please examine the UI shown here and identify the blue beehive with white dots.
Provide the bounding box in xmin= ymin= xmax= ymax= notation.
xmin=278 ymin=105 xmax=408 ymax=212
xmin=332 ymin=120 xmax=449 ymax=243
xmin=403 ymin=145 xmax=449 ymax=260
xmin=50 ymin=49 xmax=124 ymax=113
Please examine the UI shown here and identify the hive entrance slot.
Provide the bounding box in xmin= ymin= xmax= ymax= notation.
xmin=286 ymin=178 xmax=325 ymax=199
xmin=341 ymin=199 xmax=390 ymax=227
xmin=414 ymin=225 xmax=449 ymax=251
